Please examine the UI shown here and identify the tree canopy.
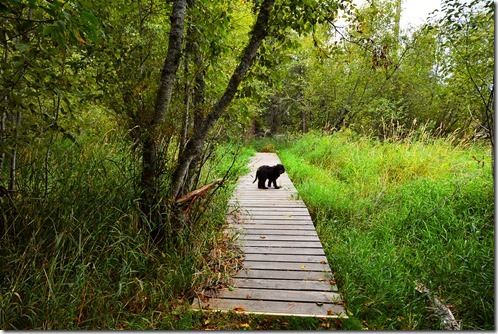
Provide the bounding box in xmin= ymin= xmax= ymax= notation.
xmin=0 ymin=0 xmax=493 ymax=238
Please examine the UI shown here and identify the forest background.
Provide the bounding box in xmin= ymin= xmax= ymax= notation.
xmin=0 ymin=0 xmax=494 ymax=330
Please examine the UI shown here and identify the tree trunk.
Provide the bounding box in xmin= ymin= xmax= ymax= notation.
xmin=301 ymin=108 xmax=307 ymax=133
xmin=393 ymin=0 xmax=402 ymax=45
xmin=8 ymin=111 xmax=20 ymax=192
xmin=0 ymin=30 xmax=8 ymax=184
xmin=169 ymin=0 xmax=276 ymax=200
xmin=140 ymin=0 xmax=187 ymax=223
xmin=182 ymin=53 xmax=206 ymax=196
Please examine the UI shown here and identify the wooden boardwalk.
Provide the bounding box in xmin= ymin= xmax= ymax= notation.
xmin=192 ymin=153 xmax=346 ymax=318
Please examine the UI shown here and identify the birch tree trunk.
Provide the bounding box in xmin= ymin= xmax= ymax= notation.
xmin=169 ymin=0 xmax=276 ymax=201
xmin=140 ymin=0 xmax=187 ymax=223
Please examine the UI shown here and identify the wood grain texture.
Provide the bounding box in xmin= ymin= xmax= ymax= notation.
xmin=192 ymin=153 xmax=346 ymax=318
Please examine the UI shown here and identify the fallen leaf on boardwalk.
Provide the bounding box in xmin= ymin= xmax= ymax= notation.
xmin=329 ymin=279 xmax=336 ymax=285
xmin=318 ymin=277 xmax=324 ymax=281
xmin=316 ymin=302 xmax=324 ymax=306
xmin=327 ymin=309 xmax=335 ymax=315
xmin=232 ymin=306 xmax=245 ymax=313
xmin=320 ymin=260 xmax=327 ymax=264
xmin=246 ymin=294 xmax=252 ymax=299
xmin=199 ymin=293 xmax=210 ymax=303
xmin=259 ymin=236 xmax=267 ymax=239
xmin=301 ymin=265 xmax=306 ymax=270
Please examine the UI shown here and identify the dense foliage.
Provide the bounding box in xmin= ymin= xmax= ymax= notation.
xmin=255 ymin=0 xmax=494 ymax=146
xmin=0 ymin=0 xmax=493 ymax=330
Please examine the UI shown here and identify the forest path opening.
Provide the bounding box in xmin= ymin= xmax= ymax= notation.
xmin=192 ymin=152 xmax=347 ymax=318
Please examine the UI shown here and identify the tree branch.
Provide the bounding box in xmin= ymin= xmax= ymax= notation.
xmin=169 ymin=0 xmax=276 ymax=200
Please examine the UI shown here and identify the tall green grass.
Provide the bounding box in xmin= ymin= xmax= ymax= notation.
xmin=275 ymin=131 xmax=494 ymax=330
xmin=0 ymin=131 xmax=254 ymax=329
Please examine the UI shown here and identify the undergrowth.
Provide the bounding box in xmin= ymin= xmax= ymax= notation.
xmin=0 ymin=131 xmax=254 ymax=329
xmin=1 ymin=128 xmax=493 ymax=330
xmin=274 ymin=130 xmax=494 ymax=330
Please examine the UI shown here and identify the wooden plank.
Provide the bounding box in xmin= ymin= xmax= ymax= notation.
xmin=231 ymin=207 xmax=309 ymax=216
xmin=240 ymin=240 xmax=323 ymax=248
xmin=230 ymin=209 xmax=309 ymax=214
xmin=229 ymin=216 xmax=313 ymax=222
xmin=236 ymin=227 xmax=317 ymax=233
xmin=206 ymin=287 xmax=342 ymax=304
xmin=229 ymin=220 xmax=314 ymax=226
xmin=231 ymin=190 xmax=297 ymax=193
xmin=244 ymin=253 xmax=328 ymax=263
xmin=229 ymin=224 xmax=316 ymax=230
xmin=231 ymin=278 xmax=338 ymax=292
xmin=229 ymin=204 xmax=308 ymax=209
xmin=239 ymin=235 xmax=320 ymax=242
xmin=243 ymin=261 xmax=330 ymax=271
xmin=231 ymin=195 xmax=300 ymax=199
xmin=234 ymin=229 xmax=318 ymax=236
xmin=194 ymin=298 xmax=346 ymax=318
xmin=228 ymin=203 xmax=307 ymax=209
xmin=241 ymin=246 xmax=325 ymax=255
xmin=234 ymin=269 xmax=333 ymax=280
xmin=238 ymin=218 xmax=313 ymax=224
xmin=231 ymin=199 xmax=301 ymax=203
xmin=236 ymin=212 xmax=311 ymax=217
xmin=234 ymin=212 xmax=313 ymax=223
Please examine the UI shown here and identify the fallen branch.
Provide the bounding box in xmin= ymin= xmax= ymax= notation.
xmin=175 ymin=178 xmax=223 ymax=212
xmin=415 ymin=280 xmax=461 ymax=330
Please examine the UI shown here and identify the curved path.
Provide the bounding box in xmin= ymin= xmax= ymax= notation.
xmin=193 ymin=153 xmax=346 ymax=318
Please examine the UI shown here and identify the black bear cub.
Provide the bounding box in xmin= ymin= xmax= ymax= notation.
xmin=253 ymin=164 xmax=285 ymax=189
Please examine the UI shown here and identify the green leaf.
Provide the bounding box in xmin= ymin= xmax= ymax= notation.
xmin=15 ymin=43 xmax=29 ymax=52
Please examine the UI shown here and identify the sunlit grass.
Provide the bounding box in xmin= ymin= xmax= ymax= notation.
xmin=276 ymin=131 xmax=494 ymax=330
xmin=1 ymin=128 xmax=493 ymax=330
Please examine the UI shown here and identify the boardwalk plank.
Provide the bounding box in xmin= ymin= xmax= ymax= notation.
xmin=236 ymin=216 xmax=312 ymax=221
xmin=230 ymin=208 xmax=310 ymax=213
xmin=237 ymin=212 xmax=311 ymax=218
xmin=244 ymin=253 xmax=328 ymax=263
xmin=194 ymin=298 xmax=346 ymax=318
xmin=205 ymin=287 xmax=342 ymax=303
xmin=231 ymin=278 xmax=338 ymax=292
xmin=240 ymin=240 xmax=323 ymax=248
xmin=243 ymin=261 xmax=330 ymax=271
xmin=229 ymin=200 xmax=307 ymax=207
xmin=241 ymin=246 xmax=325 ymax=255
xmin=192 ymin=152 xmax=345 ymax=318
xmin=234 ymin=229 xmax=318 ymax=236
xmin=229 ymin=223 xmax=316 ymax=230
xmin=234 ymin=269 xmax=332 ymax=280
xmin=230 ymin=222 xmax=314 ymax=227
xmin=239 ymin=235 xmax=320 ymax=241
